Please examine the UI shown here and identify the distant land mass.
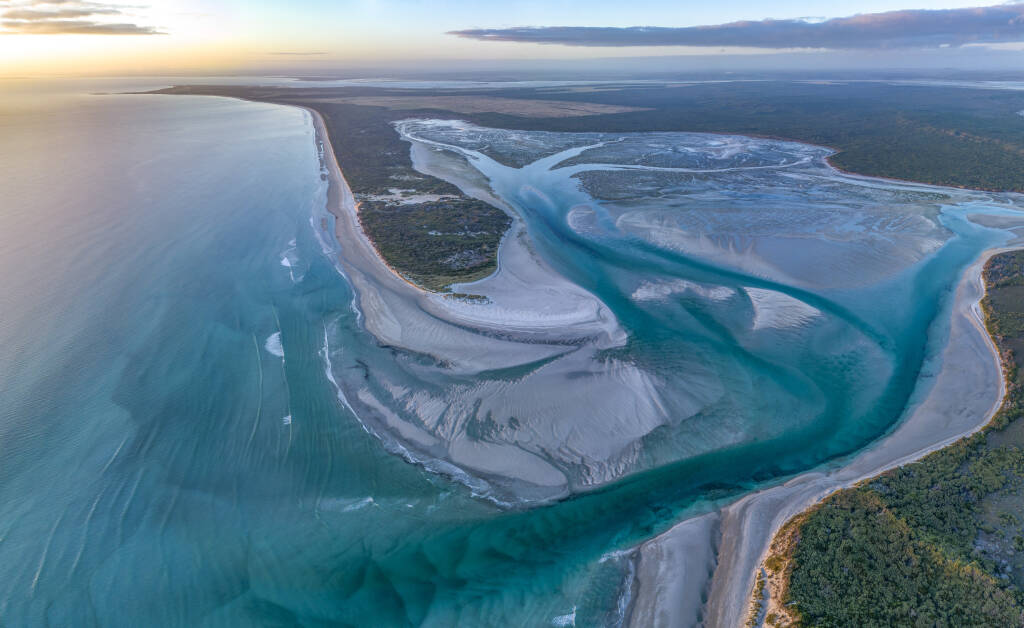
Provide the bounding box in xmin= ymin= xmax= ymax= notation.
xmin=153 ymin=80 xmax=1024 ymax=292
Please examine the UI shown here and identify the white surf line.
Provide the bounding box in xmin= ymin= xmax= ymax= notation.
xmin=280 ymin=249 xmax=296 ymax=282
xmin=319 ymin=320 xmax=351 ymax=412
xmin=114 ymin=466 xmax=145 ymax=547
xmin=316 ymin=317 xmax=516 ymax=508
xmin=30 ymin=510 xmax=65 ymax=595
xmin=98 ymin=432 xmax=130 ymax=477
xmin=272 ymin=307 xmax=294 ymax=461
xmin=156 ymin=483 xmax=183 ymax=537
xmin=612 ymin=552 xmax=639 ymax=628
xmin=68 ymin=487 xmax=106 ymax=579
xmin=264 ymin=331 xmax=284 ymax=358
xmin=551 ymin=606 xmax=577 ymax=627
xmin=248 ymin=332 xmax=264 ymax=448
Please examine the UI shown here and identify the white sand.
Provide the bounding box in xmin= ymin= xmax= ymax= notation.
xmin=403 ymin=127 xmax=625 ymax=344
xmin=311 ymin=107 xmax=1024 ymax=615
xmin=744 ymin=287 xmax=821 ymax=331
xmin=630 ymin=512 xmax=721 ymax=627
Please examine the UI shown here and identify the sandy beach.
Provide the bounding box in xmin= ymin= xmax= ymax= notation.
xmin=629 ymin=242 xmax=1019 ymax=627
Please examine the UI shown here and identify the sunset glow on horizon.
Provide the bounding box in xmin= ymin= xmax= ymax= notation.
xmin=2 ymin=0 xmax=1023 ymax=76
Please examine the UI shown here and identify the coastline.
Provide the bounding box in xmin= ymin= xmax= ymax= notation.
xmin=308 ymin=103 xmax=1024 ymax=620
xmin=305 ymin=105 xmax=566 ymax=499
xmin=305 ymin=105 xmax=1024 ymax=622
xmin=136 ymin=87 xmax=1024 ymax=622
xmin=629 ymin=243 xmax=1016 ymax=627
xmin=304 ymin=107 xmax=423 ymax=294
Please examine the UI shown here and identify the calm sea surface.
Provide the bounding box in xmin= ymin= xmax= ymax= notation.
xmin=0 ymin=78 xmax=636 ymax=626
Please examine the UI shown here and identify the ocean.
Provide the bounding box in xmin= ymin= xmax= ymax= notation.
xmin=0 ymin=78 xmax=632 ymax=626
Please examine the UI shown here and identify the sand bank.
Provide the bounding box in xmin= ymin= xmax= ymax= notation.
xmin=307 ymin=108 xmax=675 ymax=500
xmin=403 ymin=136 xmax=625 ymax=344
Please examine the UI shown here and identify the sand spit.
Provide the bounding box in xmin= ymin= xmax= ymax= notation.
xmin=310 ymin=108 xmax=1024 ymax=612
xmin=306 ymin=108 xmax=668 ymax=501
xmin=403 ymin=136 xmax=624 ymax=343
xmin=629 ymin=245 xmax=1013 ymax=627
xmin=306 ymin=107 xmax=619 ymax=368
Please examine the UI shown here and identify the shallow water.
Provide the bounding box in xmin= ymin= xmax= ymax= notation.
xmin=1 ymin=79 xmax=1022 ymax=626
xmin=340 ymin=119 xmax=1020 ymax=503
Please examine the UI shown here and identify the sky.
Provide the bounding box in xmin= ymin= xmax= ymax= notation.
xmin=1 ymin=0 xmax=1023 ymax=76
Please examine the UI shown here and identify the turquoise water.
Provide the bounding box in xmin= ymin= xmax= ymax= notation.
xmin=344 ymin=120 xmax=1019 ymax=506
xmin=0 ymin=80 xmax=1019 ymax=626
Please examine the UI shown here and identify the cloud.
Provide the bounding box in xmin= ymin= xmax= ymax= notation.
xmin=269 ymin=51 xmax=327 ymax=56
xmin=3 ymin=7 xmax=121 ymax=19
xmin=449 ymin=3 xmax=1024 ymax=50
xmin=1 ymin=1 xmax=161 ymax=34
xmin=1 ymin=18 xmax=160 ymax=34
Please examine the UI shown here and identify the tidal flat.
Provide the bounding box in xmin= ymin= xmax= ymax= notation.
xmin=6 ymin=77 xmax=1024 ymax=626
xmin=326 ymin=118 xmax=1024 ymax=505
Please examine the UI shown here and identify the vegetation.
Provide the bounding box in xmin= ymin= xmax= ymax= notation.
xmin=155 ymin=81 xmax=1024 ymax=623
xmin=477 ymin=81 xmax=1024 ymax=192
xmin=760 ymin=250 xmax=1024 ymax=627
xmin=358 ymin=198 xmax=509 ymax=290
xmin=307 ymin=99 xmax=511 ymax=291
xmin=748 ymin=511 xmax=813 ymax=627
